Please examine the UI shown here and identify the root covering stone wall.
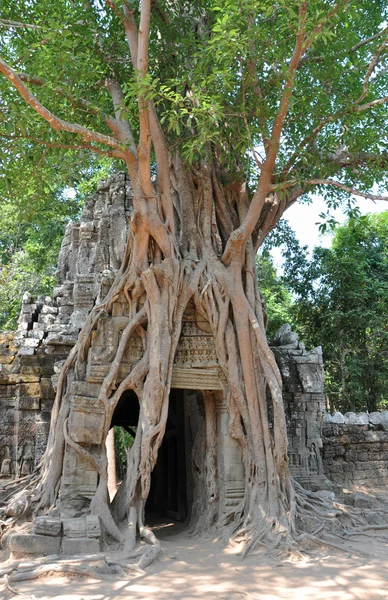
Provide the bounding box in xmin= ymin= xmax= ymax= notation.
xmin=322 ymin=414 xmax=388 ymax=488
xmin=0 ymin=173 xmax=131 ymax=489
xmin=3 ymin=172 xmax=388 ymax=501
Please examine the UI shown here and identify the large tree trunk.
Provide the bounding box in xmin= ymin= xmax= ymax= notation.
xmin=3 ymin=157 xmax=295 ymax=556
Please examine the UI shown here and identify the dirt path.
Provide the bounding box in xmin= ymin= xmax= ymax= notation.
xmin=1 ymin=524 xmax=388 ymax=600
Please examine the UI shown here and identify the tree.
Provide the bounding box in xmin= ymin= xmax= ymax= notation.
xmin=0 ymin=189 xmax=80 ymax=329
xmin=282 ymin=213 xmax=388 ymax=413
xmin=256 ymin=251 xmax=295 ymax=340
xmin=1 ymin=0 xmax=388 ymax=556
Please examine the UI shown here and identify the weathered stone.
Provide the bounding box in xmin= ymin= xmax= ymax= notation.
xmin=34 ymin=517 xmax=62 ymax=537
xmin=63 ymin=517 xmax=87 ymax=538
xmin=62 ymin=537 xmax=100 ymax=555
xmin=332 ymin=412 xmax=345 ymax=424
xmin=86 ymin=516 xmax=101 ymax=538
xmin=273 ymin=324 xmax=299 ymax=348
xmin=18 ymin=347 xmax=35 ymax=356
xmin=17 ymin=396 xmax=40 ymax=411
xmin=41 ymin=305 xmax=58 ymax=315
xmin=344 ymin=412 xmax=358 ymax=424
xmin=9 ymin=533 xmax=61 ymax=555
xmin=62 ymin=516 xmax=101 ymax=539
xmin=369 ymin=412 xmax=382 ymax=425
xmin=68 ymin=396 xmax=105 ymax=445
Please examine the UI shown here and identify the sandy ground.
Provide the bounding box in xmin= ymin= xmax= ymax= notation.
xmin=1 ymin=521 xmax=388 ymax=600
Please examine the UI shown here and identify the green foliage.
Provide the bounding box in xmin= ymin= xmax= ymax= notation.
xmin=281 ymin=213 xmax=388 ymax=412
xmin=1 ymin=0 xmax=387 ymax=203
xmin=0 ymin=159 xmax=114 ymax=330
xmin=0 ymin=191 xmax=80 ymax=329
xmin=256 ymin=251 xmax=295 ymax=340
xmin=114 ymin=426 xmax=135 ymax=481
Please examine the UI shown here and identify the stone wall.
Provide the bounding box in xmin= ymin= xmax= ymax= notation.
xmin=322 ymin=411 xmax=388 ymax=488
xmin=0 ymin=173 xmax=132 ymax=488
xmin=271 ymin=324 xmax=326 ymax=489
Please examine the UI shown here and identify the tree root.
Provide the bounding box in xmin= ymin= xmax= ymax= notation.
xmin=4 ymin=573 xmax=20 ymax=595
xmin=0 ymin=540 xmax=163 ymax=595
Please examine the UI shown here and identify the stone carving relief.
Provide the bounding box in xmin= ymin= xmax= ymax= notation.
xmin=272 ymin=324 xmax=326 ymax=488
xmin=0 ymin=446 xmax=12 ymax=478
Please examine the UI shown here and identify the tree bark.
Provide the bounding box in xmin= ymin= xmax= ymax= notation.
xmin=2 ymin=156 xmax=296 ymax=556
xmin=106 ymin=428 xmax=117 ymax=501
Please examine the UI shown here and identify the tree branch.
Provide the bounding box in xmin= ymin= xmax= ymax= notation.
xmin=222 ymin=1 xmax=309 ymax=264
xmin=273 ymin=178 xmax=388 ymax=201
xmin=0 ymin=19 xmax=42 ymax=30
xmin=0 ymin=57 xmax=130 ymax=158
xmin=301 ymin=0 xmax=350 ymax=53
xmin=351 ymin=27 xmax=388 ymax=52
xmin=327 ymin=151 xmax=388 ymax=170
xmin=137 ymin=0 xmax=153 ymax=197
xmin=266 ymin=0 xmax=308 ymax=167
xmin=104 ymin=77 xmax=137 ymax=153
xmin=354 ymin=94 xmax=388 ymax=112
xmin=304 ymin=179 xmax=388 ymax=201
xmin=0 ymin=133 xmax=121 ymax=158
xmin=16 ymin=71 xmax=137 ymax=157
xmin=282 ymin=93 xmax=388 ymax=178
xmin=355 ymin=35 xmax=388 ymax=104
xmin=107 ymin=0 xmax=175 ymax=233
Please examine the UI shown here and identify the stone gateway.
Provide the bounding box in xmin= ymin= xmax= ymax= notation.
xmin=0 ymin=174 xmax=358 ymax=556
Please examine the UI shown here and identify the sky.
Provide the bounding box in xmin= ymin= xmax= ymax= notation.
xmin=271 ymin=194 xmax=388 ymax=268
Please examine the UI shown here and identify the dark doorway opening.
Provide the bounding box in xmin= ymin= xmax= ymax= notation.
xmin=110 ymin=389 xmax=139 ymax=435
xmin=146 ymin=389 xmax=188 ymax=522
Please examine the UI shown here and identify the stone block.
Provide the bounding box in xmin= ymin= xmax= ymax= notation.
xmin=68 ymin=396 xmax=105 ymax=444
xmin=0 ymin=355 xmax=15 ymax=364
xmin=19 ymin=382 xmax=41 ymax=397
xmin=62 ymin=447 xmax=98 ymax=497
xmin=41 ymin=305 xmax=58 ymax=315
xmin=369 ymin=412 xmax=382 ymax=425
xmin=40 ymin=378 xmax=54 ymax=399
xmin=17 ymin=374 xmax=40 ymax=383
xmin=9 ymin=533 xmax=61 ymax=555
xmin=86 ymin=516 xmax=101 ymax=538
xmin=34 ymin=517 xmax=62 ymax=537
xmin=364 ymin=430 xmax=381 ymax=443
xmin=17 ymin=397 xmax=40 ymax=411
xmin=71 ymin=380 xmax=102 ymax=398
xmin=61 ymin=537 xmax=100 ymax=555
xmin=332 ymin=412 xmax=345 ymax=424
xmin=19 ymin=347 xmax=35 ymax=356
xmin=63 ymin=517 xmax=87 ymax=538
xmin=40 ymin=399 xmax=54 ymax=413
xmin=22 ymin=304 xmax=38 ymax=314
xmin=62 ymin=516 xmax=101 ymax=539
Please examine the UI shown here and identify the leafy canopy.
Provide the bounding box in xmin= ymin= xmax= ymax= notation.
xmin=280 ymin=213 xmax=388 ymax=412
xmin=1 ymin=0 xmax=388 ymax=212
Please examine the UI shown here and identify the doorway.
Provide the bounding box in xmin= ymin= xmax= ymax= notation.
xmin=146 ymin=389 xmax=188 ymax=521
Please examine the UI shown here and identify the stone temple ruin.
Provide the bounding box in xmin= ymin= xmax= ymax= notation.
xmin=1 ymin=173 xmax=388 ymax=554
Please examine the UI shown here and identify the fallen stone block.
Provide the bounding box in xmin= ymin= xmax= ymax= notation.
xmin=9 ymin=533 xmax=61 ymax=555
xmin=62 ymin=537 xmax=100 ymax=555
xmin=34 ymin=517 xmax=62 ymax=537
